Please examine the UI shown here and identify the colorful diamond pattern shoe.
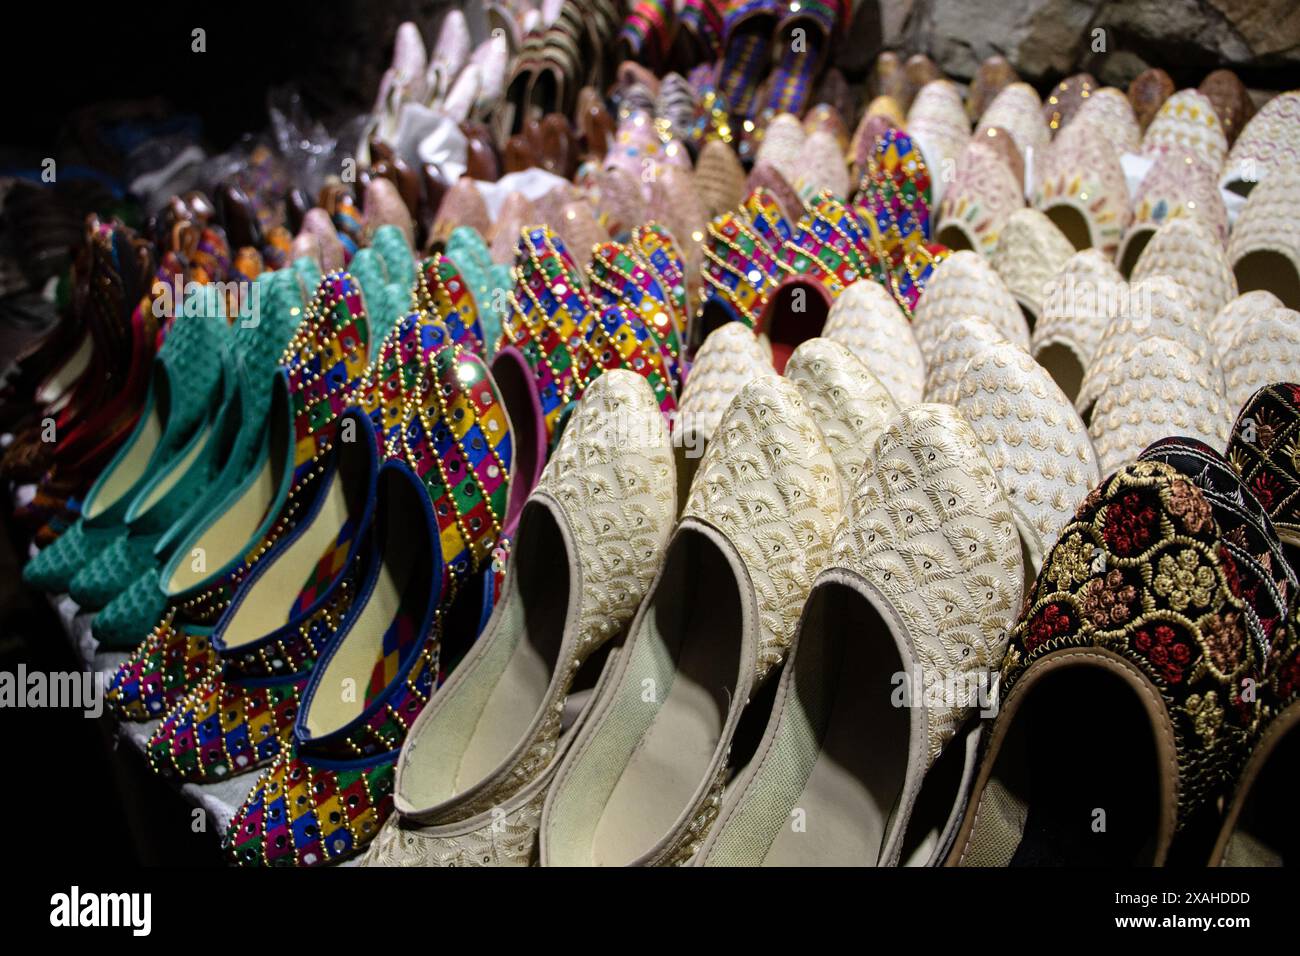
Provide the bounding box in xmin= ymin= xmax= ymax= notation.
xmin=781 ymin=193 xmax=878 ymax=296
xmin=576 ymin=304 xmax=678 ymax=417
xmin=629 ymin=222 xmax=691 ymax=334
xmin=947 ymin=459 xmax=1261 ymax=866
xmin=107 ymin=273 xmax=373 ymax=719
xmin=696 ymin=209 xmax=786 ymax=347
xmin=587 ymin=241 xmax=683 ymax=386
xmin=1228 ymin=383 xmax=1300 ymax=552
xmin=225 ymin=342 xmax=512 ymax=866
xmin=853 ymin=128 xmax=933 ymax=273
xmin=412 ymin=254 xmax=486 ymax=357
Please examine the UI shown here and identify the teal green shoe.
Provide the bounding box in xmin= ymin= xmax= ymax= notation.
xmin=22 ymin=292 xmax=227 ymax=595
xmin=370 ymin=223 xmax=416 ymax=291
xmin=89 ymin=268 xmax=310 ymax=646
xmin=445 ymin=226 xmax=509 ymax=355
xmin=347 ymin=247 xmax=390 ymax=311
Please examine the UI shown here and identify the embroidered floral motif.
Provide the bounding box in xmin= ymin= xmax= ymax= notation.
xmin=1024 ymin=601 xmax=1074 ymax=653
xmin=1199 ymin=612 xmax=1247 ymax=676
xmin=1101 ymin=489 xmax=1159 ymax=556
xmin=1079 ymin=570 xmax=1137 ymax=629
xmin=1133 ymin=622 xmax=1194 ymax=684
xmin=1154 ymin=549 xmax=1217 ymax=611
xmin=1045 ymin=534 xmax=1092 ymax=590
xmin=1186 ymin=691 xmax=1223 ymax=742
xmin=1168 ymin=478 xmax=1213 ymax=533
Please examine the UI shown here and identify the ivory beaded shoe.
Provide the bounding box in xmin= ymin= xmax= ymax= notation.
xmin=955 ymin=342 xmax=1100 ymax=571
xmin=1030 ymin=249 xmax=1127 ymax=403
xmin=989 ymin=208 xmax=1075 ymax=329
xmin=386 ymin=370 xmax=675 ymax=837
xmin=1130 ymin=217 xmax=1237 ymax=331
xmin=695 ymin=403 xmax=1022 ymax=866
xmin=1087 ymin=336 xmax=1233 ymax=478
xmin=821 ymin=279 xmax=925 ymax=406
xmin=910 ymin=249 xmax=1029 ymax=360
xmin=974 ymin=82 xmax=1049 ymax=165
xmin=1208 ymin=290 xmax=1288 ymax=356
xmin=1222 ymin=305 xmax=1300 ymax=413
xmin=539 ymin=376 xmax=842 ymax=866
xmin=1067 ymin=87 xmax=1141 ymax=155
xmin=1226 ymin=168 xmax=1300 ymax=310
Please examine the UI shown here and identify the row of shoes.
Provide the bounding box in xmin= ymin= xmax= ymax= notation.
xmin=6 ymin=2 xmax=1299 ymax=868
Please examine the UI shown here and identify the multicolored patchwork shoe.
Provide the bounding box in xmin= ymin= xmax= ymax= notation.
xmin=225 ymin=344 xmax=513 ymax=866
xmin=947 ymin=459 xmax=1261 ymax=866
xmin=763 ymin=0 xmax=842 ymax=119
xmin=717 ymin=0 xmax=780 ymax=121
xmin=587 ymin=240 xmax=684 ymax=388
xmin=695 ymin=209 xmax=786 ymax=351
xmin=106 ymin=272 xmax=374 ymax=719
xmin=576 ymin=304 xmax=678 ymax=418
xmin=628 ymin=223 xmax=691 ymax=335
xmin=412 ymin=254 xmax=487 ymax=358
xmin=853 ymin=128 xmax=933 ymax=275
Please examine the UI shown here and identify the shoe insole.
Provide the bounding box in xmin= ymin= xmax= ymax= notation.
xmin=760 ymin=582 xmax=908 ymax=866
xmin=1222 ymin=721 xmax=1299 ymax=866
xmin=451 ymin=504 xmax=569 ymax=791
xmin=37 ymin=333 xmax=93 ymax=405
xmin=971 ymin=666 xmax=1160 ymax=866
xmin=590 ymin=532 xmax=742 ymax=866
xmin=306 ymin=469 xmax=428 ymax=737
xmin=85 ymin=396 xmax=163 ymax=520
xmin=134 ymin=421 xmax=214 ymax=516
xmin=166 ymin=383 xmax=290 ymax=595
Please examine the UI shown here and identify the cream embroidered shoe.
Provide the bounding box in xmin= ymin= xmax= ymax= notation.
xmin=911 ymin=250 xmax=1029 ymax=361
xmin=906 ymin=79 xmax=969 ymax=184
xmin=1130 ymin=216 xmax=1237 ymax=331
xmin=1222 ymin=304 xmax=1300 ymax=413
xmin=385 ymin=370 xmax=676 ymax=838
xmin=975 ymin=83 xmax=1049 ymax=165
xmin=1076 ymin=275 xmax=1218 ymax=418
xmin=934 ymin=140 xmax=1024 ymax=258
xmin=1117 ymin=150 xmax=1227 ymax=277
xmin=1067 ymin=87 xmax=1141 ymax=155
xmin=922 ymin=314 xmax=1009 ymax=406
xmin=784 ymin=338 xmax=898 ymax=501
xmin=1087 ymin=336 xmax=1233 ymax=477
xmin=1208 ymin=290 xmax=1287 ymax=356
xmin=694 ymin=403 xmax=1023 ymax=867
xmin=1031 ymin=248 xmax=1127 ymax=402
xmin=990 ymin=208 xmax=1075 ymax=328
xmin=676 ymin=321 xmax=776 ymax=449
xmin=954 ymin=342 xmax=1100 ymax=572
xmin=1141 ymin=89 xmax=1228 ymax=170
xmin=821 ymin=279 xmax=925 ymax=405
xmin=1227 ymin=169 xmax=1300 ymax=310
xmin=1032 ymin=120 xmax=1131 ymax=259
xmin=1222 ymin=91 xmax=1300 ymax=196
xmin=539 ymin=376 xmax=842 ymax=866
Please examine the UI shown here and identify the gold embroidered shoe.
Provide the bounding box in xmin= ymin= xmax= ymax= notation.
xmin=1067 ymin=87 xmax=1141 ymax=155
xmin=377 ymin=370 xmax=673 ymax=846
xmin=539 ymin=376 xmax=843 ymax=866
xmin=1222 ymin=304 xmax=1300 ymax=413
xmin=947 ymin=459 xmax=1261 ymax=866
xmin=675 ymin=321 xmax=775 ymax=450
xmin=911 ymin=249 xmax=1029 ymax=361
xmin=695 ymin=403 xmax=1022 ymax=866
xmin=955 ymin=342 xmax=1100 ymax=572
xmin=1130 ymin=217 xmax=1238 ymax=331
xmin=1226 ymin=168 xmax=1300 ymax=310
xmin=1030 ymin=249 xmax=1127 ymax=403
xmin=1087 ymin=336 xmax=1233 ymax=478
xmin=1076 ymin=275 xmax=1218 ymax=418
xmin=989 ymin=208 xmax=1075 ymax=329
xmin=784 ymin=338 xmax=898 ymax=500
xmin=1209 ymin=290 xmax=1287 ymax=356
xmin=1031 ymin=120 xmax=1131 ymax=259
xmin=822 ymin=279 xmax=926 ymax=405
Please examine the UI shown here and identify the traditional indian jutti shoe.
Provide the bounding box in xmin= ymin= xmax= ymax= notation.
xmin=1130 ymin=216 xmax=1237 ymax=332
xmin=955 ymin=342 xmax=1100 ymax=573
xmin=1067 ymin=86 xmax=1141 ymax=154
xmin=224 ymin=341 xmax=514 ymax=867
xmin=717 ymin=0 xmax=781 ymax=121
xmin=586 ymin=239 xmax=684 ymax=388
xmin=783 ymin=337 xmax=897 ymax=503
xmin=947 ymin=459 xmax=1261 ymax=866
xmin=762 ymin=0 xmax=843 ymax=120
xmin=1030 ymin=248 xmax=1127 ymax=403
xmin=675 ymin=320 xmax=775 ymax=458
xmin=1117 ymin=150 xmax=1227 ymax=277
xmin=106 ymin=272 xmax=375 ymax=720
xmin=149 ymin=328 xmax=510 ymax=784
xmin=1221 ymin=91 xmax=1300 ymax=197
xmin=1030 ymin=119 xmax=1131 ymax=259
xmin=23 ymin=295 xmax=227 ymax=594
xmin=905 ymin=79 xmax=969 ymax=184
xmin=934 ymin=139 xmax=1024 ymax=258
xmin=822 ymin=278 xmax=925 ymax=406
xmin=1211 ymin=602 xmax=1300 ymax=865
xmin=1221 ymin=302 xmax=1300 ymax=413
xmin=694 ymin=208 xmax=786 ymax=353
xmin=921 ymin=314 xmax=1008 ymax=407
xmin=696 ymin=403 xmax=1022 ymax=866
xmin=1226 ymin=169 xmax=1300 ymax=310
xmin=989 ymin=208 xmax=1075 ymax=328
xmin=852 ymin=128 xmax=933 ymax=276
xmin=974 ymin=82 xmax=1049 ymax=165
xmin=1141 ymin=89 xmax=1228 ymax=171
xmin=539 ymin=376 xmax=842 ymax=866
xmin=380 ymin=371 xmax=674 ymax=852
xmin=1227 ymin=382 xmax=1300 ymax=556
xmin=910 ymin=249 xmax=1029 ymax=362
